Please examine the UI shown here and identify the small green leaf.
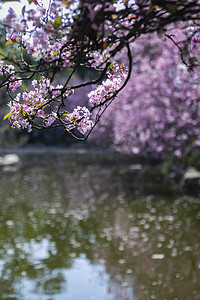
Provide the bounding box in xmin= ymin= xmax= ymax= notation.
xmin=189 ymin=57 xmax=197 ymax=64
xmin=4 ymin=112 xmax=14 ymax=120
xmin=166 ymin=4 xmax=177 ymax=13
xmin=54 ymin=17 xmax=62 ymax=29
xmin=21 ymin=107 xmax=26 ymax=116
xmin=53 ymin=51 xmax=59 ymax=56
xmin=28 ymin=0 xmax=38 ymax=4
xmin=147 ymin=5 xmax=160 ymax=14
xmin=22 ymin=5 xmax=26 ymax=16
xmin=62 ymin=110 xmax=69 ymax=117
xmin=62 ymin=0 xmax=71 ymax=7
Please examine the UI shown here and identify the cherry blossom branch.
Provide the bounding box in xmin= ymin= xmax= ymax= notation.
xmin=1 ymin=0 xmax=200 ymax=139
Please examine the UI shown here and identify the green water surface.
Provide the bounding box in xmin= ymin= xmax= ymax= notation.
xmin=0 ymin=149 xmax=199 ymax=300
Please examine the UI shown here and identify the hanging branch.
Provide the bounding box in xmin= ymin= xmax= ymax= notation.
xmin=0 ymin=0 xmax=200 ymax=138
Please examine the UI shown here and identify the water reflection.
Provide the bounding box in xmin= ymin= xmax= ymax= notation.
xmin=0 ymin=149 xmax=199 ymax=299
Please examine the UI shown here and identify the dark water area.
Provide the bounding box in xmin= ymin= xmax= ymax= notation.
xmin=0 ymin=147 xmax=199 ymax=300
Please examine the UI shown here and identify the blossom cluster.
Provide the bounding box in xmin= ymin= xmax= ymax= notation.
xmin=4 ymin=71 xmax=95 ymax=134
xmin=5 ymin=3 xmax=71 ymax=65
xmin=3 ymin=59 xmax=124 ymax=136
xmin=92 ymin=32 xmax=200 ymax=159
xmin=0 ymin=60 xmax=14 ymax=75
xmin=6 ymin=77 xmax=72 ymax=132
xmin=4 ymin=1 xmax=137 ymax=66
xmin=6 ymin=77 xmax=52 ymax=132
xmin=0 ymin=60 xmax=22 ymax=92
xmin=5 ymin=7 xmax=27 ymax=42
xmin=88 ymin=65 xmax=127 ymax=106
xmin=65 ymin=106 xmax=93 ymax=135
xmin=2 ymin=1 xmax=129 ymax=136
xmin=190 ymin=30 xmax=200 ymax=63
xmin=89 ymin=50 xmax=111 ymax=68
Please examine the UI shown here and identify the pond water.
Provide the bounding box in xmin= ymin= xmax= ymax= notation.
xmin=0 ymin=148 xmax=199 ymax=300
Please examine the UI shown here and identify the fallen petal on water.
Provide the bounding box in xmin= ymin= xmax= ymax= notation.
xmin=151 ymin=254 xmax=165 ymax=259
